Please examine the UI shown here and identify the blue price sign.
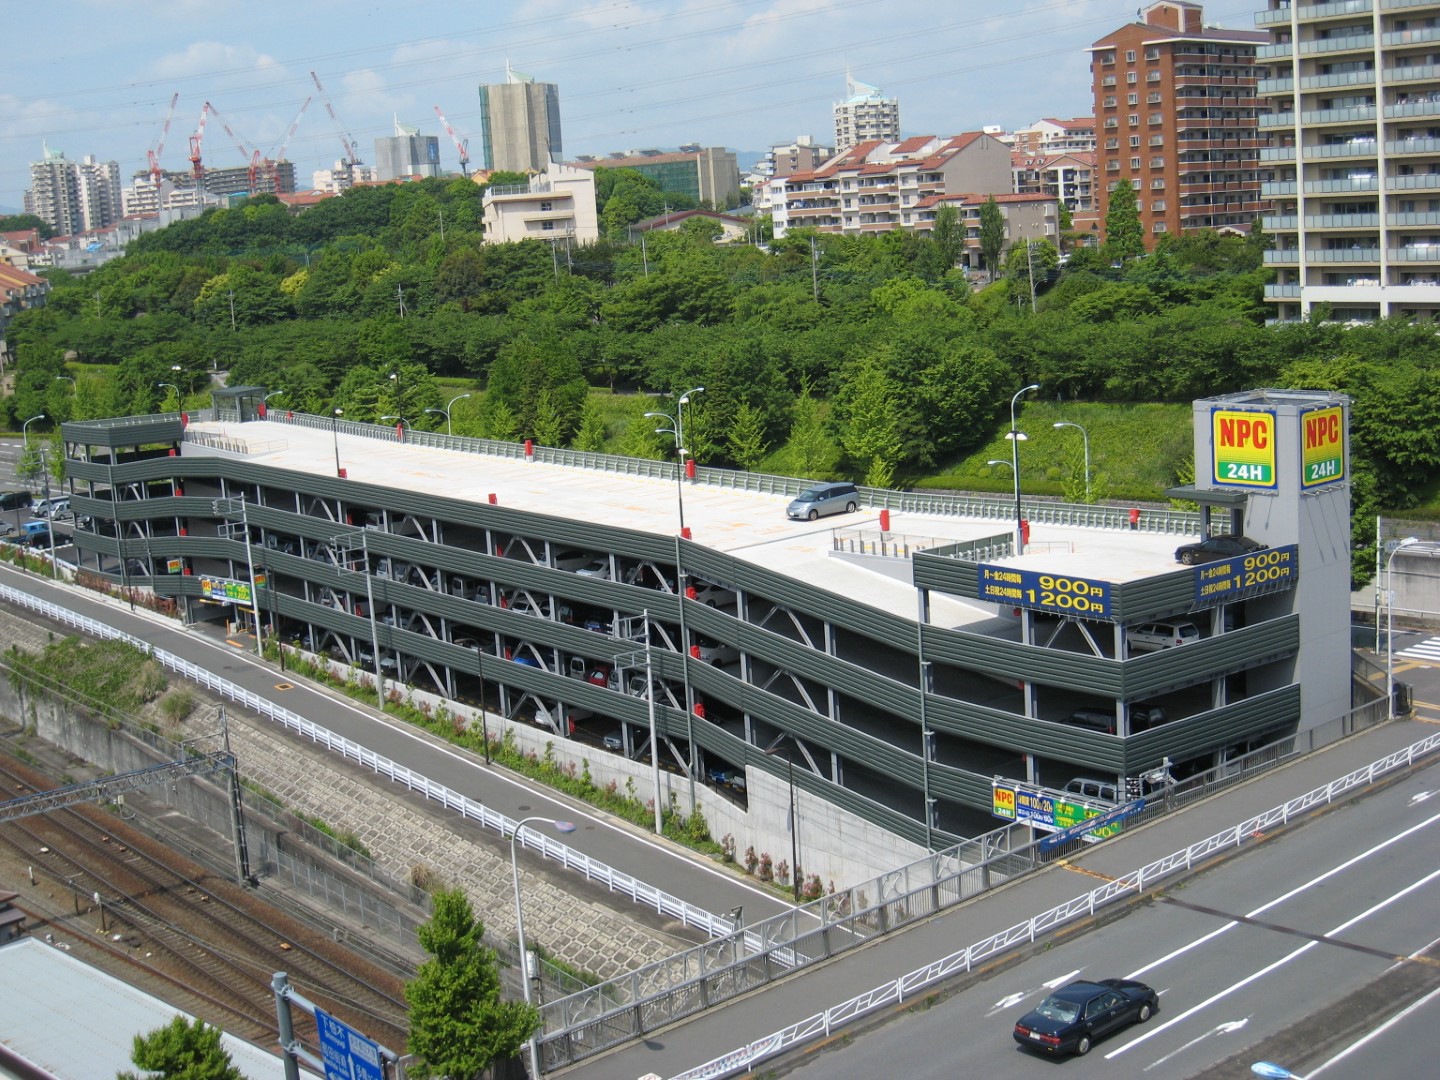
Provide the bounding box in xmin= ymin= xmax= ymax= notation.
xmin=1192 ymin=544 xmax=1298 ymax=607
xmin=977 ymin=564 xmax=1112 ymax=619
xmin=316 ymin=1008 xmax=384 ymax=1080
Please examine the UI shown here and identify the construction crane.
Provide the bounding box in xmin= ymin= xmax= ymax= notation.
xmin=263 ymin=96 xmax=312 ymax=192
xmin=310 ymin=70 xmax=362 ymax=179
xmin=147 ymin=92 xmax=180 ymax=185
xmin=188 ymin=101 xmax=211 ymax=186
xmin=434 ymin=105 xmax=470 ymax=176
xmin=206 ymin=101 xmax=263 ymax=194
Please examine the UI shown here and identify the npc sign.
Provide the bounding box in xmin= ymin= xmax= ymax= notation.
xmin=1299 ymin=404 xmax=1345 ymax=489
xmin=1211 ymin=408 xmax=1276 ymax=489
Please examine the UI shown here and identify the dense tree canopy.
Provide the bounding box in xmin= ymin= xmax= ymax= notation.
xmin=9 ymin=188 xmax=1436 ymax=586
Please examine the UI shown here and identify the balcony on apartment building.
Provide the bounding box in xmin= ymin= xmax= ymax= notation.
xmin=1386 ymin=62 xmax=1440 ymax=87
xmin=1388 ymin=135 xmax=1440 ymax=156
xmin=1263 ymin=212 xmax=1382 ymax=229
xmin=1304 ymin=136 xmax=1380 ymax=159
xmin=1300 ymin=32 xmax=1377 ymax=58
xmin=1384 ymin=25 xmax=1440 ymax=49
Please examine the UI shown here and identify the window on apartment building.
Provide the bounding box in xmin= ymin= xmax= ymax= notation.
xmin=1145 ymin=46 xmax=1160 ymax=60
xmin=1100 ymin=51 xmax=1115 ymax=64
xmin=1104 ymin=117 xmax=1119 ymax=128
xmin=1105 ymin=137 xmax=1119 ymax=149
xmin=539 ymin=201 xmax=553 ymax=212
xmin=1104 ymin=96 xmax=1117 ymax=108
xmin=1128 ymin=114 xmax=1140 ymax=126
xmin=1107 ymin=161 xmax=1121 ymax=171
xmin=1150 ymin=113 xmax=1164 ymax=125
xmin=1150 ymin=135 xmax=1165 ymax=146
xmin=1128 ymin=92 xmax=1139 ymax=105
xmin=541 ymin=220 xmax=555 ymax=231
xmin=1152 ymin=201 xmax=1166 ymax=212
xmin=1103 ymin=74 xmax=1117 ymax=86
xmin=1148 ymin=92 xmax=1162 ymax=104
xmin=1127 ymin=72 xmax=1138 ymax=84
xmin=1153 ymin=222 xmax=1168 ymax=233
xmin=1150 ymin=157 xmax=1166 ymax=168
xmin=1148 ymin=71 xmax=1162 ymax=82
xmin=1131 ymin=157 xmax=1142 ymax=169
xmin=1151 ymin=179 xmax=1166 ymax=189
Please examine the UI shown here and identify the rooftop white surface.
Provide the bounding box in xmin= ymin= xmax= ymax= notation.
xmin=0 ymin=937 xmax=319 ymax=1080
xmin=185 ymin=420 xmax=1197 ymax=629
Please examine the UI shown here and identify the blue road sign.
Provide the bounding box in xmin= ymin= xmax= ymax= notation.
xmin=315 ymin=1008 xmax=384 ymax=1080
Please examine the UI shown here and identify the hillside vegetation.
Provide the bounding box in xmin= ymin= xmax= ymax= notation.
xmin=7 ymin=176 xmax=1440 ymax=583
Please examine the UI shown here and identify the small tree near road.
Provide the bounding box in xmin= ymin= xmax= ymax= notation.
xmin=405 ymin=888 xmax=537 ymax=1080
xmin=978 ymin=196 xmax=1006 ymax=276
xmin=118 ymin=1015 xmax=243 ymax=1080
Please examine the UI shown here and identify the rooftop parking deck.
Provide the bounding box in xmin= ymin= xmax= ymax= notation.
xmin=184 ymin=418 xmax=1202 ymax=630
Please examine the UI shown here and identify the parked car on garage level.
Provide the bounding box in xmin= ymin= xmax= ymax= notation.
xmin=786 ymin=482 xmax=859 ymax=521
xmin=1126 ymin=621 xmax=1200 ymax=653
xmin=1174 ymin=534 xmax=1265 ymax=565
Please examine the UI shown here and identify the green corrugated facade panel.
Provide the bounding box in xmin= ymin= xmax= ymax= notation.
xmin=63 ymin=441 xmax=1303 ymax=833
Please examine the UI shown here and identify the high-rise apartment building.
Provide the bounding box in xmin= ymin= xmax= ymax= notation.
xmin=833 ymin=75 xmax=899 ymax=150
xmin=374 ymin=117 xmax=442 ymax=181
xmin=1257 ymin=0 xmax=1440 ymax=322
xmin=23 ymin=147 xmax=121 ymax=236
xmin=478 ymin=66 xmax=562 ymax=173
xmin=1089 ymin=2 xmax=1268 ymax=248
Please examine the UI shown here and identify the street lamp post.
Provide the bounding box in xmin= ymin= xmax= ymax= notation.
xmin=21 ymin=413 xmax=45 ymax=447
xmin=1386 ymin=536 xmax=1420 ymax=715
xmin=510 ymin=815 xmax=576 ymax=1079
xmin=764 ymin=747 xmax=801 ymax=903
xmin=331 ymin=409 xmax=345 ymax=478
xmin=1006 ymin=384 xmax=1040 ymax=553
xmin=156 ymin=382 xmax=180 ymax=408
xmin=677 ymin=386 xmax=704 ymax=467
xmin=263 ymin=389 xmax=285 ymax=406
xmin=1053 ymin=421 xmax=1091 ymax=503
xmin=54 ymin=375 xmax=76 ymax=392
xmin=644 ymin=410 xmax=687 ymax=536
xmin=425 ymin=392 xmax=472 ymax=436
xmin=212 ymin=496 xmax=264 ymax=659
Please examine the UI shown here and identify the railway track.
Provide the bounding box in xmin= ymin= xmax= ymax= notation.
xmin=0 ymin=753 xmax=410 ymax=1054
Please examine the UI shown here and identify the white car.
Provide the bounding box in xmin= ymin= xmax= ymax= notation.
xmin=1125 ymin=622 xmax=1200 ymax=653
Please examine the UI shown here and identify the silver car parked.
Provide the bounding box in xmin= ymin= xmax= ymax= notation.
xmin=786 ymin=482 xmax=859 ymax=521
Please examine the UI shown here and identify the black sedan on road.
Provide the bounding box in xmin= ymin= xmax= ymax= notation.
xmin=1012 ymin=978 xmax=1159 ymax=1056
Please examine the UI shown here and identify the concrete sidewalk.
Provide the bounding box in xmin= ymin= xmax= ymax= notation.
xmin=579 ymin=715 xmax=1438 ymax=1079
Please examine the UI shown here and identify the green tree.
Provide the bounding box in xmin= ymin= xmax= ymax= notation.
xmin=978 ymin=196 xmax=1006 ymax=276
xmin=835 ymin=353 xmax=904 ymax=487
xmin=918 ymin=204 xmax=966 ymax=281
xmin=1103 ymin=179 xmax=1144 ymax=263
xmin=118 ymin=1015 xmax=243 ymax=1080
xmin=405 ymin=888 xmax=537 ymax=1080
xmin=571 ymin=402 xmax=608 ymax=451
xmin=725 ymin=401 xmax=769 ymax=470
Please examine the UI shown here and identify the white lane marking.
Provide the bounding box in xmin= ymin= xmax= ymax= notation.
xmin=988 ymin=969 xmax=1082 ymax=1015
xmin=1127 ymin=810 xmax=1440 ymax=980
xmin=1306 ymin=982 xmax=1440 ymax=1077
xmin=1108 ymin=865 xmax=1440 ymax=1059
xmin=1410 ymin=791 xmax=1433 ymax=804
xmin=1142 ymin=1019 xmax=1249 ymax=1073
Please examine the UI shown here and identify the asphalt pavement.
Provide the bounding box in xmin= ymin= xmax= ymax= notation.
xmin=575 ymin=712 xmax=1438 ymax=1079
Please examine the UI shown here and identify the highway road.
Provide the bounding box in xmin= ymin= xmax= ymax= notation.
xmin=774 ymin=757 xmax=1440 ymax=1080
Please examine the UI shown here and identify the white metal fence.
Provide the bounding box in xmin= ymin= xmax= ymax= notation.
xmin=0 ymin=583 xmax=735 ymax=946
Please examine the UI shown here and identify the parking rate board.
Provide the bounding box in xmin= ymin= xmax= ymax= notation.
xmin=977 ymin=564 xmax=1112 ymax=620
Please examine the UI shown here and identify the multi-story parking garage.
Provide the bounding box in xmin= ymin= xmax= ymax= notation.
xmin=55 ymin=388 xmax=1352 ymax=879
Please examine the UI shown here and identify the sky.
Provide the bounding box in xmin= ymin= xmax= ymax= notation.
xmin=1 ymin=0 xmax=1263 ymax=212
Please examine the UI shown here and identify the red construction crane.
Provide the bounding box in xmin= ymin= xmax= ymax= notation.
xmin=311 ymin=71 xmax=361 ymax=175
xmin=433 ymin=105 xmax=470 ymax=176
xmin=188 ymin=101 xmax=211 ymax=185
xmin=147 ymin=92 xmax=180 ymax=185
